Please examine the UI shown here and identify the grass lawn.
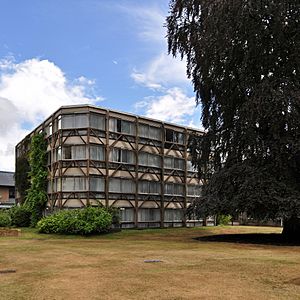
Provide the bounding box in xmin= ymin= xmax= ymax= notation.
xmin=0 ymin=226 xmax=299 ymax=300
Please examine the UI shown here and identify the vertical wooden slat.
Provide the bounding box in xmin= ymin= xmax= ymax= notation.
xmin=105 ymin=110 xmax=109 ymax=208
xmin=134 ymin=117 xmax=139 ymax=227
xmin=160 ymin=123 xmax=165 ymax=228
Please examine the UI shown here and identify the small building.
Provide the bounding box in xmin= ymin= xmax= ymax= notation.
xmin=0 ymin=171 xmax=15 ymax=208
xmin=16 ymin=105 xmax=204 ymax=228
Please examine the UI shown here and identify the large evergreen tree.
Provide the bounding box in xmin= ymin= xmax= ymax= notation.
xmin=167 ymin=0 xmax=300 ymax=239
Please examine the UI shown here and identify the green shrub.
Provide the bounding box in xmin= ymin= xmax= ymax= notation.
xmin=0 ymin=211 xmax=11 ymax=227
xmin=107 ymin=207 xmax=121 ymax=226
xmin=217 ymin=214 xmax=232 ymax=226
xmin=9 ymin=206 xmax=31 ymax=227
xmin=37 ymin=207 xmax=112 ymax=235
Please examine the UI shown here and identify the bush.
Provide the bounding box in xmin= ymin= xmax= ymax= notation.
xmin=37 ymin=207 xmax=112 ymax=235
xmin=9 ymin=206 xmax=31 ymax=227
xmin=0 ymin=211 xmax=11 ymax=227
xmin=107 ymin=207 xmax=121 ymax=226
xmin=217 ymin=214 xmax=232 ymax=226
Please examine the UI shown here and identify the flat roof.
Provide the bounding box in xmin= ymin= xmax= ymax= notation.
xmin=17 ymin=104 xmax=205 ymax=147
xmin=59 ymin=104 xmax=204 ymax=132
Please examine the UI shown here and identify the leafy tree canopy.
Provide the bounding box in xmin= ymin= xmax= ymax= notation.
xmin=167 ymin=0 xmax=300 ymax=238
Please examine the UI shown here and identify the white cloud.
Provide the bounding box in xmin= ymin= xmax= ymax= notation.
xmin=135 ymin=87 xmax=200 ymax=126
xmin=0 ymin=57 xmax=102 ymax=171
xmin=122 ymin=4 xmax=190 ymax=90
xmin=118 ymin=4 xmax=166 ymax=44
xmin=125 ymin=4 xmax=200 ymax=128
xmin=131 ymin=53 xmax=189 ymax=90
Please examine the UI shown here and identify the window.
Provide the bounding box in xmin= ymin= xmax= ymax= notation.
xmin=165 ymin=183 xmax=184 ymax=196
xmin=187 ymin=185 xmax=201 ymax=196
xmin=46 ymin=122 xmax=52 ymax=136
xmin=109 ymin=178 xmax=135 ymax=193
xmin=174 ymin=184 xmax=184 ymax=195
xmin=47 ymin=181 xmax=52 ymax=193
xmin=73 ymin=145 xmax=86 ymax=159
xmin=139 ymin=124 xmax=161 ymax=140
xmin=149 ymin=126 xmax=161 ymax=140
xmin=8 ymin=187 xmax=15 ymax=199
xmin=63 ymin=146 xmax=72 ymax=159
xmin=164 ymin=209 xmax=183 ymax=221
xmin=165 ymin=129 xmax=185 ymax=144
xmin=164 ymin=157 xmax=185 ymax=170
xmin=165 ymin=183 xmax=174 ymax=195
xmin=174 ymin=158 xmax=184 ymax=170
xmin=56 ymin=178 xmax=61 ymax=191
xmin=122 ymin=179 xmax=135 ymax=193
xmin=138 ymin=152 xmax=161 ymax=167
xmin=109 ymin=118 xmax=135 ymax=135
xmin=139 ymin=124 xmax=148 ymax=138
xmin=55 ymin=146 xmax=62 ymax=161
xmin=109 ymin=148 xmax=135 ymax=164
xmin=90 ymin=114 xmax=105 ymax=130
xmin=120 ymin=208 xmax=134 ymax=222
xmin=138 ymin=181 xmax=148 ymax=193
xmin=62 ymin=145 xmax=86 ymax=160
xmin=90 ymin=145 xmax=105 ymax=160
xmin=61 ymin=114 xmax=89 ymax=129
xmin=62 ymin=115 xmax=73 ymax=128
xmin=109 ymin=178 xmax=121 ymax=192
xmin=138 ymin=181 xmax=160 ymax=194
xmin=62 ymin=177 xmax=87 ymax=191
xmin=90 ymin=177 xmax=105 ymax=192
xmin=164 ymin=157 xmax=172 ymax=169
xmin=58 ymin=116 xmax=62 ymax=130
xmin=138 ymin=209 xmax=160 ymax=222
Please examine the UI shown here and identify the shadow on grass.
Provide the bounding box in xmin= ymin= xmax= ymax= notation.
xmin=195 ymin=233 xmax=300 ymax=246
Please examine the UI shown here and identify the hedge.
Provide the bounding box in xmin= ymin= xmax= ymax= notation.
xmin=37 ymin=207 xmax=112 ymax=235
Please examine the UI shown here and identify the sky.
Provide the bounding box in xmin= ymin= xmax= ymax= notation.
xmin=0 ymin=0 xmax=201 ymax=171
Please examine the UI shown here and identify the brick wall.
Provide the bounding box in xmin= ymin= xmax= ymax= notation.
xmin=0 ymin=187 xmax=9 ymax=202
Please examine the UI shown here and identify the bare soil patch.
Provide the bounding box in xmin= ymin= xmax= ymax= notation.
xmin=0 ymin=229 xmax=20 ymax=237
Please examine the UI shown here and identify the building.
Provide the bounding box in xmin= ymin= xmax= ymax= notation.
xmin=0 ymin=171 xmax=15 ymax=208
xmin=16 ymin=105 xmax=204 ymax=228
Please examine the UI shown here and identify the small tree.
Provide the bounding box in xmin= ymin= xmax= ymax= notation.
xmin=25 ymin=133 xmax=48 ymax=226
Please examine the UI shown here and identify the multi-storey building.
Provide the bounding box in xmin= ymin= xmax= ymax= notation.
xmin=16 ymin=105 xmax=203 ymax=228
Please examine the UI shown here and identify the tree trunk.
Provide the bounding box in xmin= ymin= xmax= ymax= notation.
xmin=282 ymin=216 xmax=300 ymax=241
xmin=202 ymin=216 xmax=207 ymax=226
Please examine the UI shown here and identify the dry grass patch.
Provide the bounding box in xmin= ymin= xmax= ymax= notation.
xmin=0 ymin=226 xmax=299 ymax=300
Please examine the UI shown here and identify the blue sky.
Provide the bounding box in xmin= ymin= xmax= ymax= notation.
xmin=0 ymin=0 xmax=201 ymax=171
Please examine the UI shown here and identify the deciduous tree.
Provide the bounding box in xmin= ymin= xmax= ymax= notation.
xmin=167 ymin=0 xmax=300 ymax=240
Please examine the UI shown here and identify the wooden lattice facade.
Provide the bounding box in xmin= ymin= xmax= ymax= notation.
xmin=16 ymin=105 xmax=204 ymax=228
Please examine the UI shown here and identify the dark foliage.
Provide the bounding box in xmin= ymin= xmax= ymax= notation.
xmin=25 ymin=133 xmax=48 ymax=226
xmin=36 ymin=207 xmax=113 ymax=235
xmin=0 ymin=211 xmax=11 ymax=227
xmin=9 ymin=206 xmax=31 ymax=227
xmin=107 ymin=207 xmax=121 ymax=226
xmin=167 ymin=0 xmax=300 ymax=238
